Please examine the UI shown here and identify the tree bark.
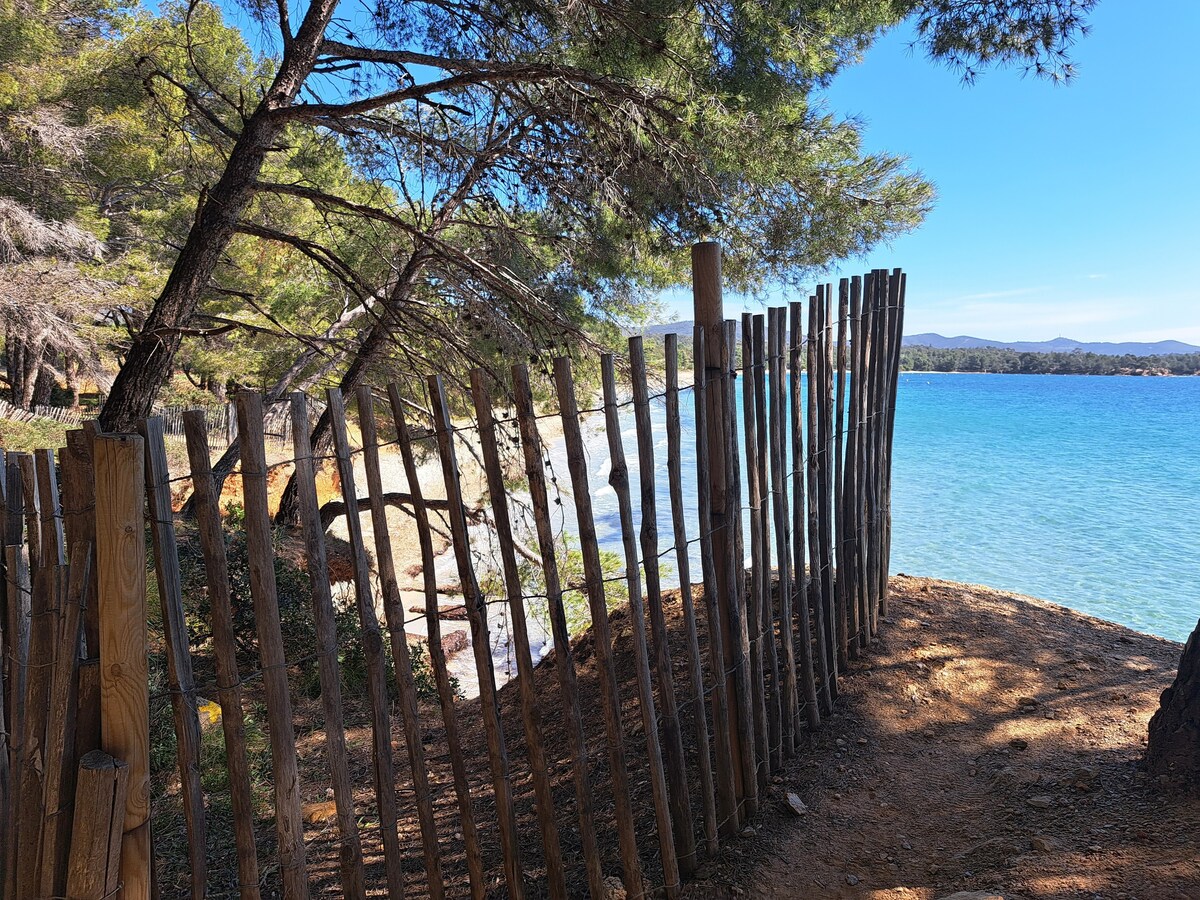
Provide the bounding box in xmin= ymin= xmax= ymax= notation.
xmin=96 ymin=0 xmax=340 ymax=432
xmin=1147 ymin=618 xmax=1200 ymax=788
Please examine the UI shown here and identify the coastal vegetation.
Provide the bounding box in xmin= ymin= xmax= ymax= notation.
xmin=900 ymin=345 xmax=1200 ymax=375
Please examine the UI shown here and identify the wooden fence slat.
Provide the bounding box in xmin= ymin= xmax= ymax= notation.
xmin=2 ymin=541 xmax=26 ymax=900
xmin=37 ymin=542 xmax=88 ymax=899
xmin=767 ymin=307 xmax=798 ymax=759
xmin=881 ymin=270 xmax=906 ymax=615
xmin=0 ymin=450 xmax=6 ymax=744
xmin=60 ymin=431 xmax=97 ymax=662
xmin=427 ymin=374 xmax=526 ymax=900
xmin=388 ymin=384 xmax=487 ymax=900
xmin=234 ymin=394 xmax=309 ymax=900
xmin=3 ymin=456 xmax=21 ymax=551
xmin=66 ymin=750 xmax=128 ymax=900
xmin=691 ymin=331 xmax=739 ymax=838
xmin=854 ymin=274 xmax=875 ymax=648
xmin=140 ymin=417 xmax=207 ymax=899
xmin=833 ymin=281 xmax=850 ymax=666
xmin=15 ymin=561 xmax=56 ymax=896
xmin=355 ymin=386 xmax=447 ymax=899
xmin=4 ymin=456 xmax=28 ymax=791
xmin=818 ymin=286 xmax=839 ymax=699
xmin=664 ymin=334 xmax=719 ymax=853
xmin=806 ymin=297 xmax=835 ymax=714
xmin=553 ymin=356 xmax=646 ymax=896
xmin=628 ymin=337 xmax=697 ymax=877
xmin=0 ymin=546 xmax=7 ymax=900
xmin=841 ymin=278 xmax=862 ymax=656
xmin=467 ymin=372 xmax=567 ymax=898
xmin=788 ymin=301 xmax=821 ymax=732
xmin=740 ymin=315 xmax=769 ymax=790
xmin=287 ymin=393 xmax=367 ymax=899
xmin=325 ymin=387 xmax=407 ymax=899
xmin=752 ymin=314 xmax=782 ymax=774
xmin=35 ymin=449 xmax=66 ymax=568
xmin=722 ymin=319 xmax=758 ymax=818
xmin=181 ymin=412 xmax=262 ymax=900
xmin=95 ymin=433 xmax=151 ymax=900
xmin=510 ymin=364 xmax=607 ymax=898
xmin=866 ymin=272 xmax=887 ymax=636
xmin=601 ymin=352 xmax=682 ymax=898
xmin=19 ymin=453 xmax=40 ymax=574
xmin=691 ymin=244 xmax=748 ymax=817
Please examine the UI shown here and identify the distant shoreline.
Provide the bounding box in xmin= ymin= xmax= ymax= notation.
xmin=900 ymin=369 xmax=1197 ymax=377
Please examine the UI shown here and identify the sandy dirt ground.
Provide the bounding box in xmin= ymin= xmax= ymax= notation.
xmin=683 ymin=577 xmax=1200 ymax=900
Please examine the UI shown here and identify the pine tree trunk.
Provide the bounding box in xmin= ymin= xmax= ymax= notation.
xmin=1147 ymin=618 xmax=1200 ymax=788
xmin=95 ymin=0 xmax=339 ymax=433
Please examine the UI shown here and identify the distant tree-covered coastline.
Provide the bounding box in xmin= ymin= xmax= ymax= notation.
xmin=900 ymin=346 xmax=1200 ymax=376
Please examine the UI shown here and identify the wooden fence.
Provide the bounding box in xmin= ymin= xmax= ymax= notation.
xmin=1 ymin=397 xmax=314 ymax=453
xmin=0 ymin=398 xmax=86 ymax=427
xmin=0 ymin=247 xmax=906 ymax=898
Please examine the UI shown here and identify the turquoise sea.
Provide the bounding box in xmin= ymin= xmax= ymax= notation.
xmin=889 ymin=373 xmax=1199 ymax=642
xmin=546 ymin=372 xmax=1200 ymax=644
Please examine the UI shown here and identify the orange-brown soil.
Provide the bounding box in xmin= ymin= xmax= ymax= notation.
xmin=154 ymin=575 xmax=1200 ymax=899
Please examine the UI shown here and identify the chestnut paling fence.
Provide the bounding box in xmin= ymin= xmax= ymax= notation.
xmin=0 ymin=248 xmax=906 ymax=899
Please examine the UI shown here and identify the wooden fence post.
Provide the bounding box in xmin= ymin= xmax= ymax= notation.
xmin=510 ymin=364 xmax=607 ymax=899
xmin=388 ymin=384 xmax=486 ymax=900
xmin=325 ymin=388 xmax=407 ymax=899
xmin=834 ymin=281 xmax=850 ymax=666
xmin=767 ymin=307 xmax=798 ymax=758
xmin=752 ymin=314 xmax=781 ymax=775
xmin=806 ymin=297 xmax=834 ymax=714
xmin=15 ymin=562 xmax=56 ymax=896
xmin=722 ymin=318 xmax=758 ymax=819
xmin=37 ymin=543 xmax=89 ymax=899
xmin=789 ymin=300 xmax=821 ymax=732
xmin=287 ymin=393 xmax=367 ymax=899
xmin=181 ymin=412 xmax=263 ymax=900
xmin=140 ymin=417 xmax=207 ymax=899
xmin=94 ymin=433 xmax=151 ymax=900
xmin=235 ymin=394 xmax=309 ymax=900
xmin=691 ymin=242 xmax=747 ymax=813
xmin=623 ymin=340 xmax=694 ymax=882
xmin=66 ymin=750 xmax=128 ymax=900
xmin=355 ymin=385 xmax=447 ymax=899
xmin=468 ymin=372 xmax=567 ymax=898
xmin=881 ymin=270 xmax=907 ymax=615
xmin=428 ymin=374 xmax=526 ymax=900
xmin=691 ymin=331 xmax=739 ymax=837
xmin=601 ymin=352 xmax=681 ymax=898
xmin=842 ymin=278 xmax=862 ymax=655
xmin=554 ymin=356 xmax=646 ymax=896
xmin=664 ymin=333 xmax=719 ymax=853
xmin=741 ymin=315 xmax=769 ymax=790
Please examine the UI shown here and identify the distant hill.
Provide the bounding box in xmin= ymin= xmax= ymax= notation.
xmin=903 ymin=333 xmax=1200 ymax=357
xmin=641 ymin=323 xmax=1200 ymax=357
xmin=641 ymin=320 xmax=696 ymax=337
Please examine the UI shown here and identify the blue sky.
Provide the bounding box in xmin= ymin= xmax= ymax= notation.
xmin=661 ymin=1 xmax=1200 ymax=343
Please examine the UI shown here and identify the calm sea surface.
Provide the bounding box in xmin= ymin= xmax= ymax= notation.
xmin=545 ymin=372 xmax=1200 ymax=643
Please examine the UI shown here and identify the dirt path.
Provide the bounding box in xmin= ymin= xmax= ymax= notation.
xmin=685 ymin=576 xmax=1200 ymax=900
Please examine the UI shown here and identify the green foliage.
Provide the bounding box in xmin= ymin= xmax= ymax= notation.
xmin=0 ymin=416 xmax=69 ymax=451
xmin=900 ymin=346 xmax=1200 ymax=376
xmin=520 ymin=533 xmax=630 ymax=639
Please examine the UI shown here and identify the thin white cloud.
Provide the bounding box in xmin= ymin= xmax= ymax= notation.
xmin=1086 ymin=273 xmax=1109 ymax=280
xmin=938 ymin=286 xmax=1049 ymax=303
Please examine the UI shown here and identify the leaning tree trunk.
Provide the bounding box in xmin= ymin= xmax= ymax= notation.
xmin=96 ymin=0 xmax=339 ymax=433
xmin=1147 ymin=618 xmax=1200 ymax=787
